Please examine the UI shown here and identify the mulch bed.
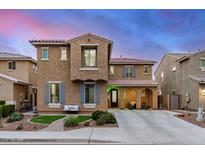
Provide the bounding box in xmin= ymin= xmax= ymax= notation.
xmin=64 ymin=119 xmax=118 ymax=131
xmin=0 ymin=115 xmax=48 ymax=131
xmin=174 ymin=111 xmax=205 ymax=128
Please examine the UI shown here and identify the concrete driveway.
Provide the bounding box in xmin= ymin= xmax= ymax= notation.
xmin=112 ymin=110 xmax=205 ymax=144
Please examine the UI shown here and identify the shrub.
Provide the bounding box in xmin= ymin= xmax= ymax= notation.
xmin=7 ymin=112 xmax=23 ymax=123
xmin=96 ymin=114 xmax=107 ymax=125
xmin=106 ymin=113 xmax=117 ymax=124
xmin=0 ymin=106 xmax=2 ymax=118
xmin=92 ymin=110 xmax=104 ymax=120
xmin=64 ymin=116 xmax=78 ymax=127
xmin=0 ymin=100 xmax=6 ymax=106
xmin=1 ymin=104 xmax=15 ymax=118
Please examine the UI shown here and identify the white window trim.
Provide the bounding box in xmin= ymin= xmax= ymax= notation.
xmin=125 ymin=65 xmax=134 ymax=78
xmin=42 ymin=47 xmax=49 ymax=61
xmin=80 ymin=68 xmax=99 ymax=71
xmin=110 ymin=65 xmax=115 ymax=75
xmin=80 ymin=44 xmax=99 ymax=46
xmin=48 ymin=81 xmax=62 ymax=107
xmin=144 ymin=65 xmax=149 ymax=74
xmin=7 ymin=61 xmax=16 ymax=71
xmin=83 ymin=82 xmax=96 ymax=107
xmin=60 ymin=47 xmax=68 ymax=61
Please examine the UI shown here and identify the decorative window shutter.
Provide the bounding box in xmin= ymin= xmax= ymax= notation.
xmin=80 ymin=83 xmax=85 ymax=104
xmin=122 ymin=65 xmax=126 ymax=78
xmin=133 ymin=66 xmax=136 ymax=78
xmin=96 ymin=84 xmax=100 ymax=104
xmin=45 ymin=83 xmax=50 ymax=104
xmin=60 ymin=83 xmax=65 ymax=104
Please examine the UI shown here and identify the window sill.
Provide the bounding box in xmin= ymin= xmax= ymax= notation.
xmin=48 ymin=103 xmax=61 ymax=108
xmin=83 ymin=104 xmax=96 ymax=108
xmin=80 ymin=68 xmax=99 ymax=71
xmin=60 ymin=59 xmax=67 ymax=61
xmin=200 ymin=67 xmax=205 ymax=71
xmin=42 ymin=59 xmax=49 ymax=61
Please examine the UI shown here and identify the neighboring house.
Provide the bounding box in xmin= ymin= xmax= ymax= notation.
xmin=0 ymin=52 xmax=37 ymax=111
xmin=155 ymin=51 xmax=205 ymax=110
xmin=29 ymin=33 xmax=158 ymax=112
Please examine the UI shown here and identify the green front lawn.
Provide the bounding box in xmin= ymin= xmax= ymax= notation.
xmin=75 ymin=115 xmax=92 ymax=123
xmin=30 ymin=115 xmax=65 ymax=124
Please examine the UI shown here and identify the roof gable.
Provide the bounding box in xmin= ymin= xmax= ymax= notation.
xmin=0 ymin=52 xmax=37 ymax=64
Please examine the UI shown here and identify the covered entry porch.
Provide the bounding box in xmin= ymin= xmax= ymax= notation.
xmin=108 ymin=80 xmax=158 ymax=109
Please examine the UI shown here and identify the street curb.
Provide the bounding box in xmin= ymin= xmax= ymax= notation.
xmin=0 ymin=138 xmax=123 ymax=144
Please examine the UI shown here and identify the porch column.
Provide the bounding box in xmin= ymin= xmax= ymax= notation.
xmin=152 ymin=88 xmax=158 ymax=109
xmin=136 ymin=89 xmax=141 ymax=109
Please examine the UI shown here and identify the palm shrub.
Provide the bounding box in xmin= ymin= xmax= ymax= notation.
xmin=64 ymin=116 xmax=78 ymax=127
xmin=7 ymin=112 xmax=23 ymax=123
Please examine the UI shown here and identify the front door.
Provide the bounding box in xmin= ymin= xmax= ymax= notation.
xmin=111 ymin=89 xmax=118 ymax=107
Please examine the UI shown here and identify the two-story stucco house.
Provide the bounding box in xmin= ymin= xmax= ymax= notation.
xmin=155 ymin=51 xmax=205 ymax=110
xmin=29 ymin=33 xmax=158 ymax=112
xmin=0 ymin=52 xmax=37 ymax=111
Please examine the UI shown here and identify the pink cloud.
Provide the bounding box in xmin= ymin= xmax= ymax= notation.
xmin=0 ymin=10 xmax=78 ymax=39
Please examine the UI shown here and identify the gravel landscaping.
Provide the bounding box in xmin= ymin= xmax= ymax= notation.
xmin=175 ymin=111 xmax=205 ymax=128
xmin=0 ymin=115 xmax=47 ymax=131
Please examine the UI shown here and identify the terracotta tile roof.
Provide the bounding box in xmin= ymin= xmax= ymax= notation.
xmin=110 ymin=58 xmax=157 ymax=64
xmin=29 ymin=39 xmax=67 ymax=44
xmin=108 ymin=79 xmax=158 ymax=87
xmin=189 ymin=75 xmax=205 ymax=83
xmin=29 ymin=33 xmax=113 ymax=45
xmin=0 ymin=52 xmax=37 ymax=63
xmin=0 ymin=73 xmax=29 ymax=85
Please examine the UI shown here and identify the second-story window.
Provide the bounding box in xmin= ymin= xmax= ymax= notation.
xmin=42 ymin=47 xmax=48 ymax=60
xmin=144 ymin=65 xmax=148 ymax=74
xmin=110 ymin=66 xmax=115 ymax=74
xmin=8 ymin=61 xmax=16 ymax=70
xmin=200 ymin=58 xmax=205 ymax=71
xmin=125 ymin=66 xmax=133 ymax=78
xmin=60 ymin=48 xmax=67 ymax=60
xmin=82 ymin=47 xmax=97 ymax=67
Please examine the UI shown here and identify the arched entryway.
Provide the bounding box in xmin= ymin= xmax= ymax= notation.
xmin=141 ymin=88 xmax=153 ymax=109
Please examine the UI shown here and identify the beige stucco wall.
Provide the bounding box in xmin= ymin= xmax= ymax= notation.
xmin=0 ymin=60 xmax=29 ymax=82
xmin=0 ymin=77 xmax=14 ymax=101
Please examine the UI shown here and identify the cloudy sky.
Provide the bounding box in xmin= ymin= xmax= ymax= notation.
xmin=0 ymin=9 xmax=205 ymax=67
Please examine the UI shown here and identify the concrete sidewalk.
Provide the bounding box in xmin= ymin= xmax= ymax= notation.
xmin=0 ymin=127 xmax=125 ymax=144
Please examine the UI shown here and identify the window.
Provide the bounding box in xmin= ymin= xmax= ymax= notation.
xmin=144 ymin=65 xmax=148 ymax=74
xmin=125 ymin=66 xmax=133 ymax=77
xmin=171 ymin=66 xmax=176 ymax=72
xmin=200 ymin=58 xmax=205 ymax=71
xmin=82 ymin=47 xmax=97 ymax=67
xmin=32 ymin=64 xmax=37 ymax=72
xmin=8 ymin=61 xmax=16 ymax=70
xmin=160 ymin=72 xmax=164 ymax=82
xmin=50 ymin=83 xmax=60 ymax=104
xmin=42 ymin=48 xmax=48 ymax=60
xmin=110 ymin=66 xmax=115 ymax=74
xmin=60 ymin=48 xmax=67 ymax=60
xmin=84 ymin=83 xmax=95 ymax=104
